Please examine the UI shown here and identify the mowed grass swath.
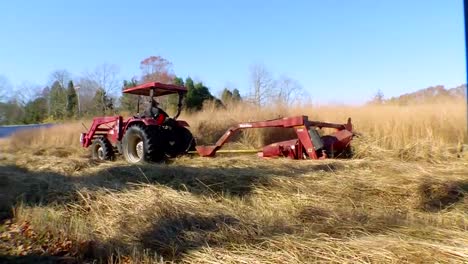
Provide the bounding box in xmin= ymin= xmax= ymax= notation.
xmin=0 ymin=100 xmax=467 ymax=263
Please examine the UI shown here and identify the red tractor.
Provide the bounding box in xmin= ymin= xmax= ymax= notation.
xmin=80 ymin=82 xmax=195 ymax=164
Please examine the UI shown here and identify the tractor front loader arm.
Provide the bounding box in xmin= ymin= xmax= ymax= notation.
xmin=80 ymin=116 xmax=123 ymax=148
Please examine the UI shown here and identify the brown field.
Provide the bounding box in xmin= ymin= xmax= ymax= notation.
xmin=0 ymin=101 xmax=467 ymax=263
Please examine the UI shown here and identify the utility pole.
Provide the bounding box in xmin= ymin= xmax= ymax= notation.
xmin=75 ymin=85 xmax=81 ymax=117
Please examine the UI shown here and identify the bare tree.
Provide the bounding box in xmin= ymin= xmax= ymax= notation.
xmin=368 ymin=89 xmax=385 ymax=105
xmin=13 ymin=82 xmax=42 ymax=106
xmin=82 ymin=64 xmax=120 ymax=114
xmin=86 ymin=64 xmax=120 ymax=95
xmin=249 ymin=64 xmax=275 ymax=106
xmin=0 ymin=75 xmax=11 ymax=101
xmin=49 ymin=70 xmax=71 ymax=89
xmin=46 ymin=70 xmax=71 ymax=117
xmin=75 ymin=77 xmax=100 ymax=115
xmin=275 ymin=76 xmax=304 ymax=105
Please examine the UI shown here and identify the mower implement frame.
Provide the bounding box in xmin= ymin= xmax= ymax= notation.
xmin=195 ymin=115 xmax=353 ymax=160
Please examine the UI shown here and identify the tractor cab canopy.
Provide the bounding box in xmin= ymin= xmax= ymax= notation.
xmin=123 ymin=82 xmax=187 ymax=97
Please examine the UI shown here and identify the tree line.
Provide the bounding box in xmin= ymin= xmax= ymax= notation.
xmin=0 ymin=56 xmax=304 ymax=125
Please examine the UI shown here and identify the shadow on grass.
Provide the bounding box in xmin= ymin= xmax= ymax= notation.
xmin=0 ymin=162 xmax=278 ymax=220
xmin=0 ymin=158 xmax=353 ymax=219
xmin=0 ymin=159 xmax=350 ymax=262
xmin=297 ymin=205 xmax=408 ymax=238
xmin=0 ymin=161 xmax=287 ymax=262
xmin=139 ymin=213 xmax=240 ymax=260
xmin=417 ymin=178 xmax=467 ymax=212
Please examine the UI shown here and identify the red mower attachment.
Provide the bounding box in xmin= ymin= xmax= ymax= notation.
xmin=195 ymin=116 xmax=354 ymax=160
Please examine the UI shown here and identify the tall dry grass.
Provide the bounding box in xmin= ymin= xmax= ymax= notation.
xmin=3 ymin=122 xmax=86 ymax=151
xmin=186 ymin=100 xmax=466 ymax=161
xmin=2 ymin=99 xmax=466 ymax=162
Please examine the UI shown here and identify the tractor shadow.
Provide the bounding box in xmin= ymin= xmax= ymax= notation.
xmin=0 ymin=157 xmax=317 ymax=220
xmin=138 ymin=213 xmax=240 ymax=260
xmin=91 ymin=163 xmax=275 ymax=196
xmin=91 ymin=212 xmax=245 ymax=262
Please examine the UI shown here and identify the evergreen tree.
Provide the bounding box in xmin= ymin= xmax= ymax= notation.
xmin=66 ymin=80 xmax=78 ymax=117
xmin=0 ymin=99 xmax=24 ymax=125
xmin=41 ymin=86 xmax=51 ymax=116
xmin=186 ymin=81 xmax=216 ymax=110
xmin=232 ymin=89 xmax=242 ymax=101
xmin=24 ymin=97 xmax=47 ymax=123
xmin=184 ymin=77 xmax=196 ymax=110
xmin=93 ymin=88 xmax=114 ymax=115
xmin=221 ymin=88 xmax=233 ymax=103
xmin=49 ymin=80 xmax=67 ymax=119
xmin=185 ymin=77 xmax=195 ymax=91
xmin=173 ymin=77 xmax=184 ymax=86
xmin=166 ymin=76 xmax=185 ymax=111
xmin=120 ymin=79 xmax=139 ymax=112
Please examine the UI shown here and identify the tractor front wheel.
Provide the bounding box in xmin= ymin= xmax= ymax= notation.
xmin=122 ymin=124 xmax=164 ymax=164
xmin=91 ymin=137 xmax=115 ymax=161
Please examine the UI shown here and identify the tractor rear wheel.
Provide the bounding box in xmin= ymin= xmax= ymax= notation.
xmin=122 ymin=124 xmax=164 ymax=163
xmin=91 ymin=137 xmax=115 ymax=161
xmin=165 ymin=126 xmax=196 ymax=158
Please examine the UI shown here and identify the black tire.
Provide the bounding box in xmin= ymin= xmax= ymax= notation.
xmin=91 ymin=137 xmax=115 ymax=161
xmin=165 ymin=126 xmax=196 ymax=158
xmin=122 ymin=124 xmax=164 ymax=163
xmin=340 ymin=145 xmax=354 ymax=158
xmin=320 ymin=135 xmax=353 ymax=159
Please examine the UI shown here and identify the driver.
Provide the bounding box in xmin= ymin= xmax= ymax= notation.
xmin=145 ymin=98 xmax=169 ymax=122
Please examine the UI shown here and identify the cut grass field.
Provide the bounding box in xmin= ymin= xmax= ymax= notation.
xmin=0 ymin=101 xmax=467 ymax=263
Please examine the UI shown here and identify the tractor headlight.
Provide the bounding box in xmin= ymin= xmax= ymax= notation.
xmin=80 ymin=133 xmax=85 ymax=144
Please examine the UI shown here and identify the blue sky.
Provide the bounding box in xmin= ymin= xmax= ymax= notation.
xmin=0 ymin=0 xmax=465 ymax=104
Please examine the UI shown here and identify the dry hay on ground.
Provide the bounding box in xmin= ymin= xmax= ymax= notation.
xmin=0 ymin=150 xmax=467 ymax=263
